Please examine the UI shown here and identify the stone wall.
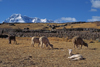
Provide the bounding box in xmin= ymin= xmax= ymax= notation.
xmin=1 ymin=28 xmax=100 ymax=40
xmin=13 ymin=31 xmax=100 ymax=40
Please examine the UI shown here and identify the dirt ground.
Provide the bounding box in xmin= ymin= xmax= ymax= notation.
xmin=0 ymin=37 xmax=100 ymax=67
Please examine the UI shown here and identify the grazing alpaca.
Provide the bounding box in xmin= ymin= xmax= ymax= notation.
xmin=72 ymin=36 xmax=88 ymax=48
xmin=8 ymin=35 xmax=17 ymax=44
xmin=39 ymin=36 xmax=53 ymax=48
xmin=68 ymin=49 xmax=83 ymax=61
xmin=31 ymin=36 xmax=40 ymax=47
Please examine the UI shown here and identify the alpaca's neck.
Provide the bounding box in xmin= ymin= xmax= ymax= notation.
xmin=69 ymin=51 xmax=73 ymax=56
xmin=70 ymin=53 xmax=72 ymax=56
xmin=83 ymin=41 xmax=86 ymax=45
xmin=68 ymin=49 xmax=73 ymax=56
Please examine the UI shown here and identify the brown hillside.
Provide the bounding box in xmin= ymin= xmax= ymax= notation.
xmin=0 ymin=22 xmax=100 ymax=30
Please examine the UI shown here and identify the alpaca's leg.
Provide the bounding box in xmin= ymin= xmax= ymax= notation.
xmin=46 ymin=43 xmax=48 ymax=47
xmin=81 ymin=45 xmax=82 ymax=49
xmin=31 ymin=41 xmax=34 ymax=47
xmin=40 ymin=42 xmax=43 ymax=48
xmin=9 ymin=40 xmax=11 ymax=44
xmin=80 ymin=41 xmax=83 ymax=49
xmin=76 ymin=45 xmax=78 ymax=48
xmin=73 ymin=43 xmax=76 ymax=48
xmin=43 ymin=44 xmax=45 ymax=48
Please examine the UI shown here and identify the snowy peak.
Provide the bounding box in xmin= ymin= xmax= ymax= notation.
xmin=32 ymin=17 xmax=41 ymax=23
xmin=4 ymin=14 xmax=54 ymax=23
xmin=4 ymin=14 xmax=25 ymax=23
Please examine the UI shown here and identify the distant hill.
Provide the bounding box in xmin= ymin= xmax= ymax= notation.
xmin=0 ymin=21 xmax=100 ymax=30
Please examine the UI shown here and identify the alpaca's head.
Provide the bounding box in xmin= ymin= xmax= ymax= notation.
xmin=68 ymin=49 xmax=72 ymax=56
xmin=83 ymin=42 xmax=88 ymax=48
xmin=50 ymin=44 xmax=53 ymax=48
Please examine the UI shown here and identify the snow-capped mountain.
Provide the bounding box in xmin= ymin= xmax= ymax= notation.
xmin=4 ymin=14 xmax=54 ymax=23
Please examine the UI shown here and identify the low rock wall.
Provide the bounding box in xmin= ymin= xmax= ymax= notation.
xmin=1 ymin=28 xmax=100 ymax=40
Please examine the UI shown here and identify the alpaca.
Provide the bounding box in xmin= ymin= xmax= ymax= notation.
xmin=39 ymin=36 xmax=53 ymax=48
xmin=8 ymin=35 xmax=17 ymax=44
xmin=31 ymin=36 xmax=40 ymax=47
xmin=72 ymin=36 xmax=88 ymax=48
xmin=68 ymin=49 xmax=83 ymax=61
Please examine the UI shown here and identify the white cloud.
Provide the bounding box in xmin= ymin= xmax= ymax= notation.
xmin=87 ymin=16 xmax=100 ymax=21
xmin=91 ymin=0 xmax=100 ymax=8
xmin=90 ymin=9 xmax=97 ymax=11
xmin=55 ymin=17 xmax=77 ymax=23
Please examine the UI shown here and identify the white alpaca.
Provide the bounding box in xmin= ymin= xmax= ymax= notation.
xmin=31 ymin=36 xmax=40 ymax=47
xmin=68 ymin=49 xmax=83 ymax=61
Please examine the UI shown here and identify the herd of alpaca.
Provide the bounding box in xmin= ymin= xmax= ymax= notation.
xmin=7 ymin=35 xmax=88 ymax=61
xmin=8 ymin=35 xmax=88 ymax=49
xmin=68 ymin=36 xmax=88 ymax=61
xmin=31 ymin=36 xmax=88 ymax=49
xmin=31 ymin=36 xmax=53 ymax=48
xmin=31 ymin=36 xmax=87 ymax=61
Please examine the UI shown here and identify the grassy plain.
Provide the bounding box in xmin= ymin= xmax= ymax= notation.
xmin=0 ymin=22 xmax=100 ymax=30
xmin=0 ymin=37 xmax=100 ymax=67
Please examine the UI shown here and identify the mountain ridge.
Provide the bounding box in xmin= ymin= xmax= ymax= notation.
xmin=4 ymin=14 xmax=54 ymax=23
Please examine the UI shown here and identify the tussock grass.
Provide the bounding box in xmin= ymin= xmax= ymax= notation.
xmin=0 ymin=23 xmax=62 ymax=30
xmin=1 ymin=22 xmax=100 ymax=30
xmin=56 ymin=22 xmax=99 ymax=29
xmin=0 ymin=37 xmax=100 ymax=67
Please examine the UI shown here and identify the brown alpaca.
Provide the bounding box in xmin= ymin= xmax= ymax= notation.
xmin=72 ymin=36 xmax=88 ymax=48
xmin=8 ymin=35 xmax=17 ymax=44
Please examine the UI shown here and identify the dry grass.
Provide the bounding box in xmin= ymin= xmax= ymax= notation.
xmin=56 ymin=22 xmax=100 ymax=29
xmin=0 ymin=37 xmax=100 ymax=67
xmin=1 ymin=22 xmax=100 ymax=30
xmin=0 ymin=23 xmax=63 ymax=30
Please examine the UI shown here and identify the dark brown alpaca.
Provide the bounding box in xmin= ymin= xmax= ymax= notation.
xmin=72 ymin=36 xmax=88 ymax=48
xmin=8 ymin=35 xmax=17 ymax=44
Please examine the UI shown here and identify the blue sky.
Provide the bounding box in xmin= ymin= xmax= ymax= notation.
xmin=0 ymin=0 xmax=100 ymax=23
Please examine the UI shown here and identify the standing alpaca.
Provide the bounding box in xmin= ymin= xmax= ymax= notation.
xmin=8 ymin=35 xmax=17 ymax=44
xmin=31 ymin=36 xmax=40 ymax=47
xmin=68 ymin=49 xmax=83 ymax=61
xmin=72 ymin=36 xmax=88 ymax=48
xmin=39 ymin=36 xmax=53 ymax=48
